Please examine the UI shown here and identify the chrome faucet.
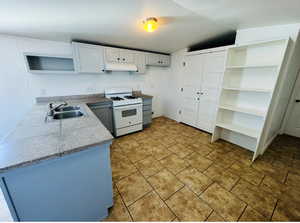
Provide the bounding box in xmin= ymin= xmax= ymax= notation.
xmin=45 ymin=101 xmax=68 ymax=122
xmin=49 ymin=101 xmax=68 ymax=116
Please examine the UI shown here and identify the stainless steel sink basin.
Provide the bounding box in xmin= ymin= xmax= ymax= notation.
xmin=53 ymin=111 xmax=84 ymax=120
xmin=54 ymin=106 xmax=80 ymax=112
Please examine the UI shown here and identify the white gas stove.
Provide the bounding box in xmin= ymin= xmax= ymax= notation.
xmin=105 ymin=88 xmax=143 ymax=137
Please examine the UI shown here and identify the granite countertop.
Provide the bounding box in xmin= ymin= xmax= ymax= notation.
xmin=0 ymin=96 xmax=114 ymax=173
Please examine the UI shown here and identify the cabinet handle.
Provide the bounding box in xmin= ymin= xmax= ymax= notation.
xmin=117 ymin=58 xmax=120 ymax=61
xmin=296 ymin=99 xmax=300 ymax=103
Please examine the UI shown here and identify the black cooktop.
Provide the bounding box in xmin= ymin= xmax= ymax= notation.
xmin=124 ymin=96 xmax=138 ymax=99
xmin=111 ymin=96 xmax=124 ymax=101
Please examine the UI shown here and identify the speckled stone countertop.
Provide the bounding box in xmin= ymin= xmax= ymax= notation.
xmin=0 ymin=95 xmax=114 ymax=173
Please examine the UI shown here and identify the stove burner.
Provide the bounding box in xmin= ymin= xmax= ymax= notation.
xmin=110 ymin=96 xmax=124 ymax=101
xmin=124 ymin=96 xmax=138 ymax=99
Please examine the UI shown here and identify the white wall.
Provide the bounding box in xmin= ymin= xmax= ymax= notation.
xmin=0 ymin=35 xmax=170 ymax=142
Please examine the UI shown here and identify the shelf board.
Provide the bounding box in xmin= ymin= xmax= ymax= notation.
xmin=29 ymin=70 xmax=76 ymax=74
xmin=219 ymin=105 xmax=267 ymax=117
xmin=222 ymin=87 xmax=272 ymax=93
xmin=216 ymin=122 xmax=260 ymax=138
xmin=226 ymin=64 xmax=278 ymax=69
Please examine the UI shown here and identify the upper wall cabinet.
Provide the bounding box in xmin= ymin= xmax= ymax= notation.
xmin=146 ymin=53 xmax=171 ymax=67
xmin=104 ymin=47 xmax=134 ymax=64
xmin=24 ymin=53 xmax=75 ymax=74
xmin=133 ymin=52 xmax=146 ymax=74
xmin=72 ymin=42 xmax=105 ymax=74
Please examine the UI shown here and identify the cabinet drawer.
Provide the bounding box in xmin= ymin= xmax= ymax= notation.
xmin=143 ymin=105 xmax=152 ymax=111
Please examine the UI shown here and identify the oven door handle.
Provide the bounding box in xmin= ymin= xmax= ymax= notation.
xmin=113 ymin=104 xmax=142 ymax=110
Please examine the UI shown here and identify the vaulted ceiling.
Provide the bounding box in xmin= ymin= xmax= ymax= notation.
xmin=1 ymin=0 xmax=300 ymax=53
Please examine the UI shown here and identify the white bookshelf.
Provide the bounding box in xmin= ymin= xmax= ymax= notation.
xmin=212 ymin=38 xmax=290 ymax=160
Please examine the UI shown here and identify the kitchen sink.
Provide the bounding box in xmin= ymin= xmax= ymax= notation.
xmin=53 ymin=110 xmax=84 ymax=120
xmin=54 ymin=106 xmax=80 ymax=112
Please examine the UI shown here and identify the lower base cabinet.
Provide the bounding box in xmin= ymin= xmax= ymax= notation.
xmin=142 ymin=97 xmax=153 ymax=128
xmin=0 ymin=143 xmax=113 ymax=221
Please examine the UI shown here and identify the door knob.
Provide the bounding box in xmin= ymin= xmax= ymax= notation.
xmin=296 ymin=99 xmax=300 ymax=103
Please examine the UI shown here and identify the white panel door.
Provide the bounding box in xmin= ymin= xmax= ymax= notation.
xmin=285 ymin=73 xmax=300 ymax=137
xmin=197 ymin=51 xmax=226 ymax=132
xmin=72 ymin=43 xmax=104 ymax=73
xmin=181 ymin=54 xmax=203 ymax=127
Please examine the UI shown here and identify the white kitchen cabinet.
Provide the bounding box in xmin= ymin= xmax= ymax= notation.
xmin=181 ymin=50 xmax=226 ymax=133
xmin=212 ymin=38 xmax=290 ymax=161
xmin=146 ymin=53 xmax=170 ymax=66
xmin=104 ymin=47 xmax=120 ymax=63
xmin=104 ymin=47 xmax=135 ymax=64
xmin=134 ymin=52 xmax=146 ymax=74
xmin=119 ymin=49 xmax=134 ymax=63
xmin=72 ymin=42 xmax=104 ymax=73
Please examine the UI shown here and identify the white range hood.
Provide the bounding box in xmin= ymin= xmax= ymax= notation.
xmin=104 ymin=63 xmax=138 ymax=72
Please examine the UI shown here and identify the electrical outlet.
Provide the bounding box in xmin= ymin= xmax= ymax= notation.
xmin=86 ymin=87 xmax=94 ymax=92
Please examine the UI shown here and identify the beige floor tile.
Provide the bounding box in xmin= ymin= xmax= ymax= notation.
xmin=150 ymin=145 xmax=173 ymax=160
xmin=148 ymin=169 xmax=184 ymax=200
xmin=117 ymin=139 xmax=140 ymax=150
xmin=260 ymin=175 xmax=285 ymax=198
xmin=111 ymin=159 xmax=137 ymax=182
xmin=272 ymin=199 xmax=300 ymax=221
xmin=177 ymin=167 xmax=212 ymax=195
xmin=135 ymin=156 xmax=164 ymax=178
xmin=204 ymin=164 xmax=239 ymax=191
xmin=104 ymin=195 xmax=132 ymax=221
xmin=167 ymin=143 xmax=193 ymax=158
xmin=200 ymin=183 xmax=246 ymax=221
xmin=122 ymin=146 xmax=150 ymax=163
xmin=231 ymin=180 xmax=277 ymax=219
xmin=117 ymin=172 xmax=152 ymax=206
xmin=206 ymin=151 xmax=236 ymax=168
xmin=160 ymin=154 xmax=189 ymax=175
xmin=229 ymin=162 xmax=264 ymax=186
xmin=185 ymin=153 xmax=213 ymax=172
xmin=166 ymin=187 xmax=212 ymax=221
xmin=160 ymin=137 xmax=177 ymax=147
xmin=128 ymin=191 xmax=174 ymax=221
xmin=189 ymin=142 xmax=213 ymax=156
xmin=206 ymin=211 xmax=225 ymax=221
xmin=286 ymin=172 xmax=300 ymax=187
xmin=238 ymin=205 xmax=267 ymax=221
xmin=251 ymin=159 xmax=288 ymax=183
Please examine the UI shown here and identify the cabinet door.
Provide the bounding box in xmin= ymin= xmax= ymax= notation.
xmin=181 ymin=54 xmax=204 ymax=127
xmin=146 ymin=53 xmax=160 ymax=66
xmin=197 ymin=51 xmax=226 ymax=133
xmin=104 ymin=47 xmax=120 ymax=63
xmin=119 ymin=49 xmax=134 ymax=63
xmin=160 ymin=55 xmax=170 ymax=66
xmin=134 ymin=53 xmax=146 ymax=74
xmin=72 ymin=43 xmax=104 ymax=73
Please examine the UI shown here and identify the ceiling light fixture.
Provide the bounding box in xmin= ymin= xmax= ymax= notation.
xmin=143 ymin=17 xmax=158 ymax=32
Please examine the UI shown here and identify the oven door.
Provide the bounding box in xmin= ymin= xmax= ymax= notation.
xmin=113 ymin=104 xmax=143 ymax=129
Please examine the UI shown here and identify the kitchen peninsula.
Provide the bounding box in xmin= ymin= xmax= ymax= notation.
xmin=0 ymin=95 xmax=114 ymax=221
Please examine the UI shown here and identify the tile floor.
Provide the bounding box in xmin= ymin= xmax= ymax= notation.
xmin=105 ymin=117 xmax=300 ymax=221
